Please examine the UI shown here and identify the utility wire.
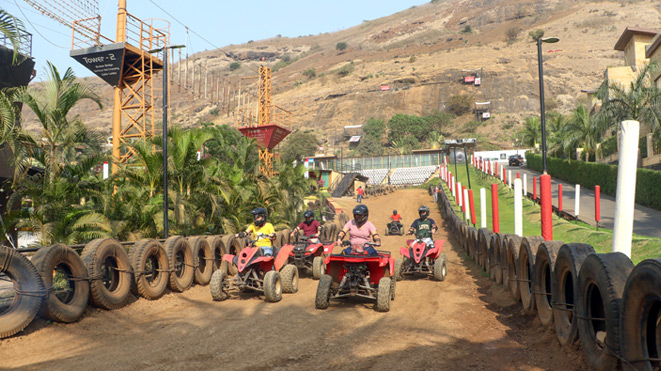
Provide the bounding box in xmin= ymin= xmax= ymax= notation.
xmin=13 ymin=0 xmax=68 ymax=49
xmin=146 ymin=0 xmax=260 ymax=74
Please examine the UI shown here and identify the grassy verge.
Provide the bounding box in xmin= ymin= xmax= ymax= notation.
xmin=429 ymin=165 xmax=661 ymax=264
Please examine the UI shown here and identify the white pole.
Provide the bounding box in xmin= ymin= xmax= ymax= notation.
xmin=457 ymin=182 xmax=462 ymax=208
xmin=451 ymin=176 xmax=456 ymax=198
xmin=102 ymin=161 xmax=109 ymax=179
xmin=464 ymin=188 xmax=470 ymax=221
xmin=574 ymin=184 xmax=581 ymax=219
xmin=514 ymin=178 xmax=523 ymax=236
xmin=501 ymin=166 xmax=505 ymax=181
xmin=523 ymin=174 xmax=528 ymax=198
xmin=612 ymin=120 xmax=639 ymax=257
xmin=480 ymin=188 xmax=487 ymax=228
xmin=508 ymin=170 xmax=512 ymax=188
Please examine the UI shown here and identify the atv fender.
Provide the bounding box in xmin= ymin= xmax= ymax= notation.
xmin=306 ymin=243 xmax=323 ymax=256
xmin=399 ymin=247 xmax=411 ymax=258
xmin=223 ymin=254 xmax=235 ymax=264
xmin=388 ymin=256 xmax=395 ymax=277
xmin=430 ymin=240 xmax=446 ymax=258
xmin=323 ymin=242 xmax=336 ymax=255
xmin=406 ymin=239 xmax=414 ymax=246
xmin=274 ymin=244 xmax=295 ymax=271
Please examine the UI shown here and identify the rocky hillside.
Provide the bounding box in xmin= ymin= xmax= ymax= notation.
xmin=21 ymin=0 xmax=661 ymax=152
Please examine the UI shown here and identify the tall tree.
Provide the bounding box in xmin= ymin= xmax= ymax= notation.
xmin=517 ymin=116 xmax=541 ymax=148
xmin=562 ymin=104 xmax=606 ymax=161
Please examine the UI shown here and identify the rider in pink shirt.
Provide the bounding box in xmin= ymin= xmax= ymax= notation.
xmin=336 ymin=204 xmax=381 ymax=253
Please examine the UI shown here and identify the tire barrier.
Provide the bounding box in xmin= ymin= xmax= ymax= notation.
xmin=206 ymin=235 xmax=225 ymax=272
xmin=281 ymin=229 xmax=291 ymax=246
xmin=222 ymin=234 xmax=244 ymax=276
xmin=466 ymin=227 xmax=477 ymax=260
xmin=188 ymin=236 xmax=213 ymax=286
xmin=619 ymin=258 xmax=661 ymax=371
xmin=577 ymin=253 xmax=633 ymax=370
xmin=488 ymin=233 xmax=500 ymax=282
xmin=518 ymin=236 xmax=545 ymax=313
xmin=128 ymin=239 xmax=169 ymax=300
xmin=553 ymin=243 xmax=595 ymax=346
xmin=31 ymin=244 xmax=89 ymax=323
xmin=275 ymin=230 xmax=286 ymax=248
xmin=534 ymin=241 xmax=564 ymax=327
xmin=0 ymin=245 xmax=45 ymax=338
xmin=81 ymin=238 xmax=132 ymax=310
xmin=505 ymin=235 xmax=522 ymax=301
xmin=164 ymin=236 xmax=195 ymax=293
xmin=500 ymin=234 xmax=513 ymax=292
xmin=478 ymin=228 xmax=492 ymax=275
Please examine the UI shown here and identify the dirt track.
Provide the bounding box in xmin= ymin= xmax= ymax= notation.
xmin=0 ymin=188 xmax=585 ymax=370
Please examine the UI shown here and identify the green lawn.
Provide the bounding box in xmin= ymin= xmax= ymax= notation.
xmin=431 ymin=165 xmax=661 ymax=264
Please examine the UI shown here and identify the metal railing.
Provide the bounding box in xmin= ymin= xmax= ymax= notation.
xmin=0 ymin=31 xmax=32 ymax=57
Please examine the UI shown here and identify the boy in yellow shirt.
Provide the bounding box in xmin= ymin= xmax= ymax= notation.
xmin=237 ymin=207 xmax=276 ymax=256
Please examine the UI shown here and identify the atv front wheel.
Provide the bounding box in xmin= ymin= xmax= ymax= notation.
xmin=315 ymin=274 xmax=332 ymax=309
xmin=394 ymin=259 xmax=403 ymax=281
xmin=376 ymin=277 xmax=391 ymax=312
xmin=264 ymin=270 xmax=282 ymax=302
xmin=281 ymin=264 xmax=299 ymax=293
xmin=210 ymin=268 xmax=229 ymax=301
xmin=312 ymin=256 xmax=325 ymax=280
xmin=433 ymin=253 xmax=448 ymax=281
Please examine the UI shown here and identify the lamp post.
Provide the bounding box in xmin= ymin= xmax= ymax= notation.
xmin=150 ymin=44 xmax=185 ymax=239
xmin=537 ymin=36 xmax=559 ymax=174
xmin=536 ymin=36 xmax=559 ymax=241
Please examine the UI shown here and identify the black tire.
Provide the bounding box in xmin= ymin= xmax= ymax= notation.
xmin=478 ymin=228 xmax=492 ymax=273
xmin=312 ymin=256 xmax=325 ymax=280
xmin=31 ymin=244 xmax=89 ymax=323
xmin=390 ymin=273 xmax=396 ymax=300
xmin=553 ymin=243 xmax=595 ymax=346
xmin=209 ymin=268 xmax=229 ymax=301
xmin=519 ymin=236 xmax=545 ymax=313
xmin=0 ymin=246 xmax=44 ymax=338
xmin=534 ymin=241 xmax=564 ymax=327
xmin=223 ymin=235 xmax=244 ymax=276
xmin=281 ymin=264 xmax=299 ymax=294
xmin=164 ymin=236 xmax=194 ymax=292
xmin=315 ymin=274 xmax=332 ymax=309
xmin=620 ymin=258 xmax=661 ymax=371
xmin=375 ymin=277 xmax=391 ymax=312
xmin=81 ymin=238 xmax=132 ymax=310
xmin=467 ymin=227 xmax=477 ymax=263
xmin=128 ymin=239 xmax=169 ymax=300
xmin=394 ymin=258 xmax=404 ymax=281
xmin=206 ymin=235 xmax=225 ymax=272
xmin=189 ymin=236 xmax=213 ymax=285
xmin=493 ymin=234 xmax=505 ymax=284
xmin=281 ymin=229 xmax=291 ymax=245
xmin=506 ymin=235 xmax=522 ymax=301
xmin=488 ymin=233 xmax=499 ymax=281
xmin=433 ymin=253 xmax=448 ymax=282
xmin=264 ymin=270 xmax=282 ymax=303
xmin=577 ymin=252 xmax=633 ymax=370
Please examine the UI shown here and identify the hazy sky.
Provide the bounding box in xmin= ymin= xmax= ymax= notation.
xmin=2 ymin=0 xmax=428 ymax=80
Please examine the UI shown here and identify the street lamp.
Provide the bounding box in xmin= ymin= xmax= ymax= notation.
xmin=537 ymin=36 xmax=559 ymax=174
xmin=536 ymin=36 xmax=558 ymax=241
xmin=150 ymin=44 xmax=185 ymax=239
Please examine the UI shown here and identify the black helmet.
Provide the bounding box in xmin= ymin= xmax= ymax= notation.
xmin=251 ymin=207 xmax=268 ymax=227
xmin=303 ymin=210 xmax=314 ymax=224
xmin=393 ymin=209 xmax=397 ymax=215
xmin=418 ymin=205 xmax=430 ymax=220
xmin=353 ymin=204 xmax=369 ymax=226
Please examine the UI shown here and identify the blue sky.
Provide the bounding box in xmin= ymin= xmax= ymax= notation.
xmin=3 ymin=0 xmax=428 ymax=80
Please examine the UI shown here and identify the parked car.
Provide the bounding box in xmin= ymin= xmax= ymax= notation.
xmin=508 ymin=155 xmax=524 ymax=166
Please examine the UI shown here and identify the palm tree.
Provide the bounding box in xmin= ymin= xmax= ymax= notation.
xmin=598 ymin=62 xmax=661 ymax=133
xmin=427 ymin=131 xmax=445 ymax=149
xmin=517 ymin=116 xmax=541 ymax=148
xmin=0 ymin=10 xmax=26 ymax=64
xmin=546 ymin=112 xmax=568 ymax=157
xmin=562 ymin=104 xmax=606 ymax=161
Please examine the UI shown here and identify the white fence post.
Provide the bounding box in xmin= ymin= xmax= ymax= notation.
xmin=480 ymin=188 xmax=487 ymax=228
xmin=514 ymin=179 xmax=523 ymax=236
xmin=612 ymin=120 xmax=639 ymax=258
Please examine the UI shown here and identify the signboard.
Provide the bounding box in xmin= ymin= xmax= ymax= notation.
xmin=380 ymin=85 xmax=391 ymax=91
xmin=464 ymin=75 xmax=475 ymax=83
xmin=474 ymin=77 xmax=481 ymax=86
xmin=349 ymin=136 xmax=361 ymax=143
xmin=71 ymin=43 xmax=126 ymax=86
xmin=238 ymin=124 xmax=291 ymax=148
xmin=444 ymin=138 xmax=477 ymax=145
xmin=482 ymin=112 xmax=491 ymax=119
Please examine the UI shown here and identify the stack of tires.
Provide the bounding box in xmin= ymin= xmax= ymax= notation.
xmin=437 ymin=186 xmax=661 ymax=370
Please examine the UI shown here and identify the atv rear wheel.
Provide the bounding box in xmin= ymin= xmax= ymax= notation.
xmin=315 ymin=274 xmax=332 ymax=309
xmin=376 ymin=277 xmax=391 ymax=312
xmin=433 ymin=253 xmax=448 ymax=281
xmin=264 ymin=270 xmax=282 ymax=302
xmin=394 ymin=259 xmax=403 ymax=281
xmin=312 ymin=256 xmax=325 ymax=280
xmin=209 ymin=268 xmax=229 ymax=301
xmin=281 ymin=264 xmax=299 ymax=294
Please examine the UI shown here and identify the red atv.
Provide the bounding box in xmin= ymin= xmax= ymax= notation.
xmin=210 ymin=233 xmax=298 ymax=302
xmin=315 ymin=242 xmax=395 ymax=312
xmin=394 ymin=236 xmax=447 ymax=281
xmin=287 ymin=235 xmax=329 ymax=279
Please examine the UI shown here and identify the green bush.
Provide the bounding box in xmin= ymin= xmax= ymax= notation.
xmin=229 ymin=62 xmax=241 ymax=71
xmin=336 ymin=42 xmax=348 ymax=51
xmin=336 ymin=64 xmax=354 ymax=77
xmin=462 ymin=25 xmax=472 ymax=34
xmin=463 ymin=120 xmax=480 ymax=133
xmin=601 ymin=136 xmax=617 ymax=157
xmin=446 ymin=94 xmax=473 ymax=116
xmin=525 ymin=153 xmax=661 ymax=210
xmin=303 ymin=68 xmax=316 ymax=78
